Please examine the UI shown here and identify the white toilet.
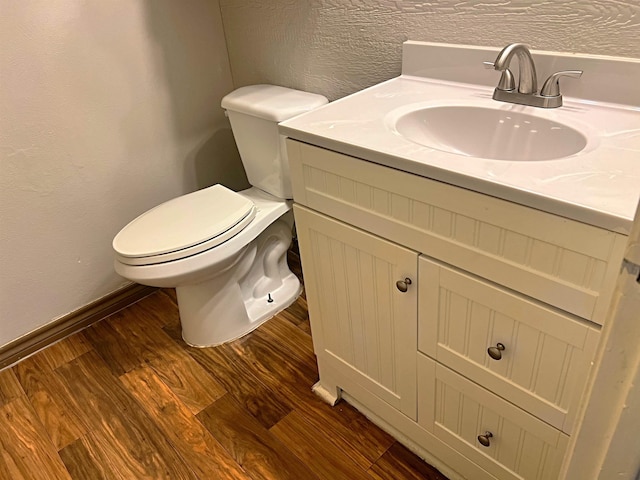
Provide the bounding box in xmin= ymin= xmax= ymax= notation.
xmin=112 ymin=85 xmax=328 ymax=347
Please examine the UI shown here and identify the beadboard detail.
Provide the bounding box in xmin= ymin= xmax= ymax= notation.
xmin=295 ymin=204 xmax=418 ymax=419
xmin=418 ymin=257 xmax=599 ymax=434
xmin=0 ymin=284 xmax=156 ymax=370
xmin=288 ymin=139 xmax=627 ymax=325
xmin=418 ymin=355 xmax=569 ymax=480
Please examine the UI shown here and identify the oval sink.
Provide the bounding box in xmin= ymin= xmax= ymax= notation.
xmin=392 ymin=106 xmax=587 ymax=161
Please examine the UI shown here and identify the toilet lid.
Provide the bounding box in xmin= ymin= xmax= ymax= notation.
xmin=113 ymin=185 xmax=256 ymax=265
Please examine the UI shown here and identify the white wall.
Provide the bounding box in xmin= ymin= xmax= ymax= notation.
xmin=0 ymin=0 xmax=247 ymax=348
xmin=220 ymin=0 xmax=640 ymax=101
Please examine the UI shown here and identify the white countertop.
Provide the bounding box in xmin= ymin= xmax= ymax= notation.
xmin=280 ymin=75 xmax=640 ymax=234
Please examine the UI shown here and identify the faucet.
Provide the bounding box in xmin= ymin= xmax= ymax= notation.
xmin=493 ymin=43 xmax=537 ymax=94
xmin=486 ymin=43 xmax=582 ymax=108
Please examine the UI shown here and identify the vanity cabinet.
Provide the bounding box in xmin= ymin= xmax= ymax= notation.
xmin=288 ymin=139 xmax=628 ymax=480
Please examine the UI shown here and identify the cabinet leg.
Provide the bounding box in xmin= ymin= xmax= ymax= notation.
xmin=312 ymin=381 xmax=341 ymax=406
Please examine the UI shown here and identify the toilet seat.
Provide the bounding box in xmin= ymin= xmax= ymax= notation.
xmin=113 ymin=185 xmax=256 ymax=266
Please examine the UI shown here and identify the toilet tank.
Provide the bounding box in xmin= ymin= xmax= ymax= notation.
xmin=221 ymin=85 xmax=328 ymax=199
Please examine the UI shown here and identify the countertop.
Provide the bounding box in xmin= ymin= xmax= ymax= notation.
xmin=280 ymin=75 xmax=640 ymax=234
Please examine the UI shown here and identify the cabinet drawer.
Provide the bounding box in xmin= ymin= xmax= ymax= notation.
xmin=418 ymin=354 xmax=568 ymax=480
xmin=418 ymin=256 xmax=599 ymax=433
xmin=287 ymin=139 xmax=627 ymax=324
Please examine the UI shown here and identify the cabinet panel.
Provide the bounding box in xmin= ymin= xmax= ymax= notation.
xmin=418 ymin=257 xmax=599 ymax=433
xmin=294 ymin=205 xmax=418 ymax=419
xmin=418 ymin=354 xmax=568 ymax=480
xmin=287 ymin=139 xmax=627 ymax=324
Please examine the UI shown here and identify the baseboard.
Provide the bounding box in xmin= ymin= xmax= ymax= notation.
xmin=0 ymin=284 xmax=157 ymax=370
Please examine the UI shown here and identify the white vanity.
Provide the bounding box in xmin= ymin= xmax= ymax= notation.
xmin=279 ymin=42 xmax=640 ymax=480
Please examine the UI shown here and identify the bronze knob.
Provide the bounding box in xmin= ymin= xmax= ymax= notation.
xmin=396 ymin=278 xmax=412 ymax=293
xmin=477 ymin=431 xmax=493 ymax=447
xmin=487 ymin=343 xmax=506 ymax=360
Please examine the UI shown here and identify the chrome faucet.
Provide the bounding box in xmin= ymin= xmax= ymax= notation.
xmin=486 ymin=43 xmax=582 ymax=108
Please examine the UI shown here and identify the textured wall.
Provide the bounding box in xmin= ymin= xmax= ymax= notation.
xmin=0 ymin=0 xmax=243 ymax=347
xmin=220 ymin=0 xmax=640 ymax=100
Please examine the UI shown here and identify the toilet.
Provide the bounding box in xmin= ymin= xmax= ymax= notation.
xmin=112 ymin=85 xmax=328 ymax=347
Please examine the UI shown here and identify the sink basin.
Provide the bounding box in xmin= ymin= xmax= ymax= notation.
xmin=391 ymin=106 xmax=588 ymax=161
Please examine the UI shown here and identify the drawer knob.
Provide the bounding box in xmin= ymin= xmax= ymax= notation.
xmin=487 ymin=343 xmax=506 ymax=360
xmin=396 ymin=278 xmax=412 ymax=293
xmin=477 ymin=431 xmax=493 ymax=447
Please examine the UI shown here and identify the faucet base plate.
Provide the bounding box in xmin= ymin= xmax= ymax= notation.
xmin=493 ymin=89 xmax=562 ymax=108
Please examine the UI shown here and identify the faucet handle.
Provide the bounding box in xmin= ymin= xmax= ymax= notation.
xmin=483 ymin=62 xmax=515 ymax=91
xmin=540 ymin=70 xmax=583 ymax=97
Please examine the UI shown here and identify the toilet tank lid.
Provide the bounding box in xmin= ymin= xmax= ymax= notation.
xmin=221 ymin=85 xmax=328 ymax=122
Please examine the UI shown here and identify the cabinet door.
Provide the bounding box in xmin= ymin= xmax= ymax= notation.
xmin=294 ymin=205 xmax=418 ymax=419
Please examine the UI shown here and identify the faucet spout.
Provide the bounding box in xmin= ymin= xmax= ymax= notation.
xmin=493 ymin=43 xmax=537 ymax=94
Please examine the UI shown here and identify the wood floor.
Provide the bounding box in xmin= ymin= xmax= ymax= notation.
xmin=0 ymin=264 xmax=448 ymax=478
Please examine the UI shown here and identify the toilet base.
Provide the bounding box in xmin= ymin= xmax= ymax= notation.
xmin=176 ymin=216 xmax=301 ymax=347
xmin=178 ymin=273 xmax=301 ymax=348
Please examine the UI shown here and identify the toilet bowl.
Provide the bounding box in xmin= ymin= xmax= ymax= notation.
xmin=112 ymin=85 xmax=328 ymax=347
xmin=114 ymin=186 xmax=299 ymax=346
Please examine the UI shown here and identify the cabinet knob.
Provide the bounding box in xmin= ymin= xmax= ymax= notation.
xmin=477 ymin=431 xmax=493 ymax=447
xmin=487 ymin=343 xmax=506 ymax=360
xmin=396 ymin=278 xmax=412 ymax=292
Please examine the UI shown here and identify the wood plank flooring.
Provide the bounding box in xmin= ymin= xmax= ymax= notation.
xmin=0 ymin=258 xmax=448 ymax=479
